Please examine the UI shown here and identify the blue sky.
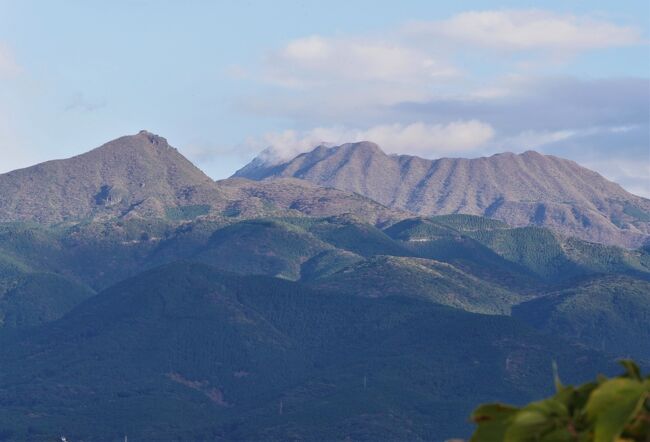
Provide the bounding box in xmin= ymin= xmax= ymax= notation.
xmin=1 ymin=0 xmax=649 ymax=195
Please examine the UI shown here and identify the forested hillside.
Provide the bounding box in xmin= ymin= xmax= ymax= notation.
xmin=0 ymin=133 xmax=648 ymax=440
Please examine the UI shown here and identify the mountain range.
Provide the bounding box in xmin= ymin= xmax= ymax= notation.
xmin=0 ymin=131 xmax=648 ymax=440
xmin=235 ymin=141 xmax=650 ymax=248
xmin=0 ymin=131 xmax=403 ymax=226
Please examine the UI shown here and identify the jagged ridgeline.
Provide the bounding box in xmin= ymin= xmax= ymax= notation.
xmin=0 ymin=131 xmax=405 ymax=226
xmin=235 ymin=141 xmax=650 ymax=248
xmin=0 ymin=132 xmax=648 ymax=440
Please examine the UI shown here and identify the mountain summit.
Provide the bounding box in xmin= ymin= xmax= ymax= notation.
xmin=234 ymin=142 xmax=650 ymax=247
xmin=0 ymin=133 xmax=404 ymax=225
xmin=0 ymin=131 xmax=221 ymax=223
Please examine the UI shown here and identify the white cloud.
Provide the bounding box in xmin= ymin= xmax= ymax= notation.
xmin=240 ymin=10 xmax=645 ymax=125
xmin=258 ymin=35 xmax=459 ymax=108
xmin=231 ymin=10 xmax=647 ymax=195
xmin=359 ymin=120 xmax=495 ymax=156
xmin=246 ymin=120 xmax=495 ymax=164
xmin=266 ymin=35 xmax=459 ymax=88
xmin=0 ymin=42 xmax=21 ymax=77
xmin=406 ymin=10 xmax=643 ymax=52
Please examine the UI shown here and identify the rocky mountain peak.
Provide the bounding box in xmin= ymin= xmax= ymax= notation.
xmin=0 ymin=132 xmax=217 ymax=223
xmin=136 ymin=129 xmax=168 ymax=146
xmin=341 ymin=141 xmax=382 ymax=154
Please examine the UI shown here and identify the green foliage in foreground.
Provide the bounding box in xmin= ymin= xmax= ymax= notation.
xmin=470 ymin=360 xmax=650 ymax=442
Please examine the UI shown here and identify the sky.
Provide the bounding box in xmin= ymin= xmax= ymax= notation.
xmin=1 ymin=0 xmax=649 ymax=196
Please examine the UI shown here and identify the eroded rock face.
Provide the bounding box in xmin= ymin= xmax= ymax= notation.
xmin=235 ymin=142 xmax=650 ymax=248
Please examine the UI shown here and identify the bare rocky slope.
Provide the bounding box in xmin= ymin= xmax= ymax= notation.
xmin=234 ymin=142 xmax=650 ymax=248
xmin=217 ymin=177 xmax=406 ymax=226
xmin=0 ymin=132 xmax=404 ymax=225
xmin=0 ymin=130 xmax=225 ymax=223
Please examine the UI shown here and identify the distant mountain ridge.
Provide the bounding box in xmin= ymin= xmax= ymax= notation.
xmin=0 ymin=130 xmax=223 ymax=223
xmin=235 ymin=142 xmax=650 ymax=248
xmin=0 ymin=132 xmax=405 ymax=226
xmin=0 ymin=129 xmax=648 ymax=439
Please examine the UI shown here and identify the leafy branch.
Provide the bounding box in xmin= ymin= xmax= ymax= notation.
xmin=470 ymin=360 xmax=650 ymax=441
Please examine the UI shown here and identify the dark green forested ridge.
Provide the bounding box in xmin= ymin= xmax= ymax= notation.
xmin=0 ymin=211 xmax=648 ymax=440
xmin=0 ymin=262 xmax=618 ymax=441
xmin=513 ymin=275 xmax=650 ymax=363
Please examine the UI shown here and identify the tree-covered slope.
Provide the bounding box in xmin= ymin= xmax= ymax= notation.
xmin=385 ymin=217 xmax=543 ymax=292
xmin=192 ymin=219 xmax=333 ymax=280
xmin=0 ymin=246 xmax=94 ymax=329
xmin=311 ymin=255 xmax=522 ymax=314
xmin=513 ymin=275 xmax=650 ymax=362
xmin=0 ymin=263 xmax=615 ymax=441
xmin=386 ymin=215 xmax=650 ymax=284
xmin=1 ymin=213 xmax=648 ymax=332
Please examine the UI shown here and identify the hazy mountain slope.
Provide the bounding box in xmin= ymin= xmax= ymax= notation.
xmin=0 ymin=263 xmax=614 ymax=441
xmin=0 ymin=131 xmax=226 ymax=223
xmin=217 ymin=177 xmax=407 ymax=226
xmin=0 ymin=132 xmax=406 ymax=227
xmin=513 ymin=275 xmax=650 ymax=362
xmin=235 ymin=142 xmax=650 ymax=247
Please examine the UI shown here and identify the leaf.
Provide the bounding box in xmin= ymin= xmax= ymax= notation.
xmin=538 ymin=427 xmax=576 ymax=442
xmin=551 ymin=382 xmax=597 ymax=437
xmin=619 ymin=390 xmax=650 ymax=440
xmin=586 ymin=378 xmax=649 ymax=442
xmin=504 ymin=399 xmax=569 ymax=442
xmin=619 ymin=360 xmax=642 ymax=381
xmin=470 ymin=403 xmax=518 ymax=442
